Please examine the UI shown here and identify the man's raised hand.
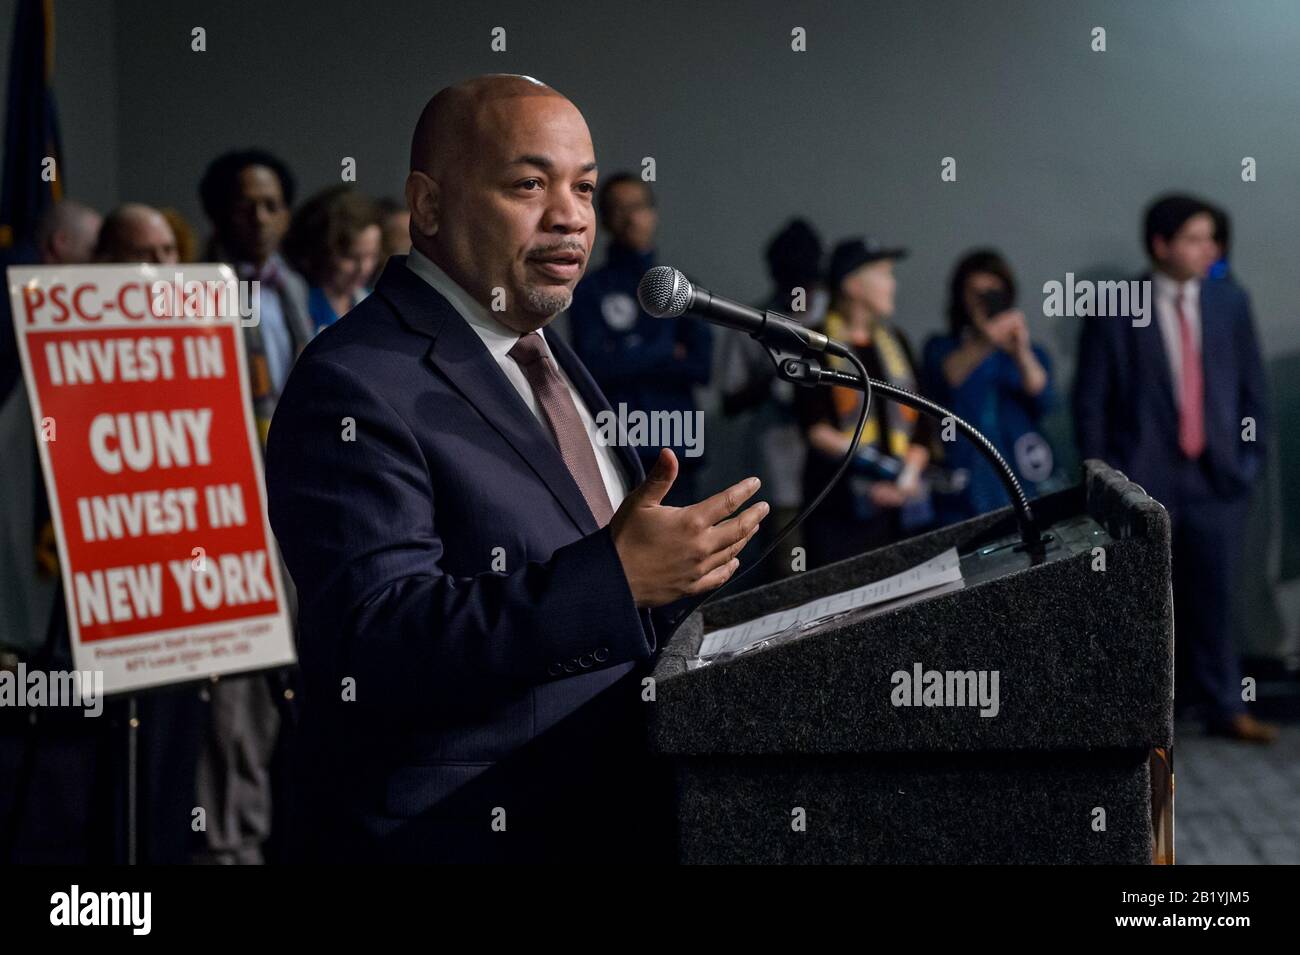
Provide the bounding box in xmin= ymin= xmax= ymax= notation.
xmin=610 ymin=449 xmax=768 ymax=608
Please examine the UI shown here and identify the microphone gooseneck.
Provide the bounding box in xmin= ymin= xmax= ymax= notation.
xmin=819 ymin=345 xmax=1043 ymax=556
xmin=640 ymin=265 xmax=1046 ymax=565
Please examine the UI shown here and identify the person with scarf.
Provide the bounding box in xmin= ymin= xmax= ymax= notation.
xmin=795 ymin=237 xmax=933 ymax=569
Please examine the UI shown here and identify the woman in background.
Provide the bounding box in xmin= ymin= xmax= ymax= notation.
xmin=922 ymin=249 xmax=1056 ymax=525
xmin=283 ymin=186 xmax=381 ymax=333
xmin=795 ymin=237 xmax=933 ymax=568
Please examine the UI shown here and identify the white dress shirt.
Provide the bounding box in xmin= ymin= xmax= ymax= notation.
xmin=405 ymin=249 xmax=629 ymax=512
xmin=1152 ymin=271 xmax=1202 ymax=409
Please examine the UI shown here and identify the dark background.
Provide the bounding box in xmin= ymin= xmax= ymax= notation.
xmin=3 ymin=0 xmax=1297 ymax=659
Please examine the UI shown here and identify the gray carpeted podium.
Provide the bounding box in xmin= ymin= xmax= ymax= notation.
xmin=647 ymin=460 xmax=1174 ymax=864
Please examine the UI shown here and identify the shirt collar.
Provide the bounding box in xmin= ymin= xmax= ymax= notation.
xmin=234 ymin=252 xmax=286 ymax=285
xmin=405 ymin=247 xmax=548 ymax=361
xmin=1154 ymin=270 xmax=1199 ymax=303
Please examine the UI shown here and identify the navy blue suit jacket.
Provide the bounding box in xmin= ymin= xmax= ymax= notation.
xmin=1072 ymin=274 xmax=1268 ymax=505
xmin=265 ymin=257 xmax=665 ymax=861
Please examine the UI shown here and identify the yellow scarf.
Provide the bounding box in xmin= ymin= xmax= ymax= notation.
xmin=824 ymin=310 xmax=918 ymax=457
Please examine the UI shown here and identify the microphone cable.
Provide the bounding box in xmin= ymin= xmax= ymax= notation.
xmin=667 ymin=347 xmax=873 ymax=632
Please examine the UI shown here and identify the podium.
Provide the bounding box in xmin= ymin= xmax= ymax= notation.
xmin=646 ymin=460 xmax=1174 ymax=864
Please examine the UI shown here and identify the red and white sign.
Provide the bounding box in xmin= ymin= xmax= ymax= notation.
xmin=8 ymin=263 xmax=295 ymax=694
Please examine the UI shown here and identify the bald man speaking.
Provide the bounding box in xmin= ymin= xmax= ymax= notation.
xmin=266 ymin=75 xmax=767 ymax=862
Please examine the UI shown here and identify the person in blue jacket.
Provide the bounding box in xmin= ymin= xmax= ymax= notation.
xmin=568 ymin=174 xmax=712 ymax=505
xmin=922 ymin=249 xmax=1056 ymax=525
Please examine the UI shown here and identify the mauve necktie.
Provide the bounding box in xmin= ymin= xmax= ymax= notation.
xmin=1174 ymin=292 xmax=1206 ymax=459
xmin=508 ymin=332 xmax=615 ymax=526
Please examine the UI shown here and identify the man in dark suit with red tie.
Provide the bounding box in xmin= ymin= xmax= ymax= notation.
xmin=1073 ymin=194 xmax=1276 ymax=743
xmin=265 ymin=74 xmax=769 ymax=861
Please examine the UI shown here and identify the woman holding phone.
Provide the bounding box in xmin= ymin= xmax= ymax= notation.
xmin=921 ymin=249 xmax=1057 ymax=525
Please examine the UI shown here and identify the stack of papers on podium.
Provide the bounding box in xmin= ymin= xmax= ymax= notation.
xmin=697 ymin=547 xmax=963 ymax=660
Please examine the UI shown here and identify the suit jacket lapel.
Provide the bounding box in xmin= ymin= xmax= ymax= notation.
xmin=376 ymin=258 xmax=599 ymax=536
xmin=1198 ymin=280 xmax=1224 ymax=425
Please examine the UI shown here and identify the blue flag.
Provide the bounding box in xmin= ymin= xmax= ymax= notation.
xmin=0 ymin=0 xmax=63 ymax=262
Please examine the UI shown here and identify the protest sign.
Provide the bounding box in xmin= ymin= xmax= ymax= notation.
xmin=7 ymin=263 xmax=295 ymax=693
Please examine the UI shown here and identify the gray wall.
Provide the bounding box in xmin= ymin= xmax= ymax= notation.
xmin=6 ymin=0 xmax=1298 ymax=353
xmin=0 ymin=0 xmax=118 ymax=215
xmin=93 ymin=0 xmax=1300 ymax=365
xmin=4 ymin=0 xmax=1298 ymax=651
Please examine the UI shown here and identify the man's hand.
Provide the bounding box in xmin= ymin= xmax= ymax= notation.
xmin=610 ymin=449 xmax=768 ymax=608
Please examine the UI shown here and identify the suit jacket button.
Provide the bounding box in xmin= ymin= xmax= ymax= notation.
xmin=594 ymin=647 xmax=609 ymax=662
xmin=579 ymin=654 xmax=593 ymax=668
xmin=562 ymin=660 xmax=578 ymax=673
xmin=547 ymin=663 xmax=564 ymax=677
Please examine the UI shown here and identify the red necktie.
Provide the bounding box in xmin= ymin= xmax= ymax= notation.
xmin=1174 ymin=292 xmax=1206 ymax=459
xmin=509 ymin=332 xmax=615 ymax=526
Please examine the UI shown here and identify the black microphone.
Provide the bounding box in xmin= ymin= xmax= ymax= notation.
xmin=639 ymin=265 xmax=1046 ymax=560
xmin=636 ymin=265 xmax=831 ymax=355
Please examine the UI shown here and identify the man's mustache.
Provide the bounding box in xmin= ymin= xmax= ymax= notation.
xmin=527 ymin=242 xmax=587 ymax=261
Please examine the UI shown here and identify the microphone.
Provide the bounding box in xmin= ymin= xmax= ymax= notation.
xmin=639 ymin=265 xmax=1046 ymax=560
xmin=636 ymin=265 xmax=831 ymax=355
